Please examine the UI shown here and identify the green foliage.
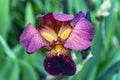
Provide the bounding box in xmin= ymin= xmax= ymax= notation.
xmin=0 ymin=0 xmax=9 ymax=39
xmin=0 ymin=0 xmax=120 ymax=80
xmin=25 ymin=2 xmax=35 ymax=26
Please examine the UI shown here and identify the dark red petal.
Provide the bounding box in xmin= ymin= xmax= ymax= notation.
xmin=44 ymin=56 xmax=61 ymax=76
xmin=44 ymin=55 xmax=76 ymax=76
xmin=59 ymin=55 xmax=76 ymax=76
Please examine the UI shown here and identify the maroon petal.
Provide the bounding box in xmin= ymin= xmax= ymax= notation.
xmin=44 ymin=55 xmax=76 ymax=76
xmin=44 ymin=56 xmax=61 ymax=76
xmin=38 ymin=13 xmax=74 ymax=34
xmin=20 ymin=23 xmax=45 ymax=53
xmin=59 ymin=55 xmax=76 ymax=76
xmin=64 ymin=18 xmax=94 ymax=50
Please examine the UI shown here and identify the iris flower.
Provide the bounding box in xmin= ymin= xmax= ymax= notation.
xmin=20 ymin=11 xmax=94 ymax=76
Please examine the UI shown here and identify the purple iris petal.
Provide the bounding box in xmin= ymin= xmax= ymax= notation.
xmin=37 ymin=13 xmax=74 ymax=22
xmin=64 ymin=18 xmax=94 ymax=50
xmin=53 ymin=13 xmax=74 ymax=21
xmin=20 ymin=23 xmax=45 ymax=53
xmin=71 ymin=11 xmax=85 ymax=24
xmin=44 ymin=55 xmax=76 ymax=76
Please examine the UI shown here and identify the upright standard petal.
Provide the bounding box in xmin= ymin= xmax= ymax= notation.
xmin=71 ymin=11 xmax=85 ymax=24
xmin=20 ymin=23 xmax=45 ymax=53
xmin=44 ymin=55 xmax=76 ymax=76
xmin=36 ymin=13 xmax=74 ymax=22
xmin=64 ymin=18 xmax=94 ymax=50
xmin=53 ymin=13 xmax=74 ymax=21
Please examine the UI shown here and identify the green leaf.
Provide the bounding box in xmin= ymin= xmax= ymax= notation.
xmin=0 ymin=35 xmax=16 ymax=59
xmin=68 ymin=0 xmax=74 ymax=14
xmin=9 ymin=63 xmax=19 ymax=80
xmin=0 ymin=58 xmax=14 ymax=80
xmin=17 ymin=59 xmax=38 ymax=80
xmin=0 ymin=0 xmax=9 ymax=39
xmin=91 ymin=27 xmax=103 ymax=63
xmin=98 ymin=47 xmax=120 ymax=79
xmin=87 ymin=66 xmax=97 ymax=80
xmin=33 ymin=51 xmax=47 ymax=75
xmin=73 ymin=58 xmax=96 ymax=80
xmin=74 ymin=0 xmax=87 ymax=12
xmin=25 ymin=2 xmax=35 ymax=27
xmin=104 ymin=0 xmax=117 ymax=49
xmin=12 ymin=44 xmax=23 ymax=56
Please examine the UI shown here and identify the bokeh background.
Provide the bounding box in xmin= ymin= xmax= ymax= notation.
xmin=0 ymin=0 xmax=120 ymax=80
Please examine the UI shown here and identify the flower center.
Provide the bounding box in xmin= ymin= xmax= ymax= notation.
xmin=46 ymin=46 xmax=70 ymax=57
xmin=39 ymin=23 xmax=72 ymax=43
xmin=54 ymin=44 xmax=63 ymax=53
xmin=39 ymin=23 xmax=72 ymax=57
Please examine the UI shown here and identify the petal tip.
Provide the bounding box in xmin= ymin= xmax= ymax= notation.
xmin=36 ymin=14 xmax=44 ymax=19
xmin=85 ymin=11 xmax=91 ymax=22
xmin=71 ymin=11 xmax=85 ymax=24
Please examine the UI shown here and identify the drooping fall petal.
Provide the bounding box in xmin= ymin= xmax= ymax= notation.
xmin=64 ymin=18 xmax=94 ymax=50
xmin=44 ymin=56 xmax=61 ymax=75
xmin=44 ymin=55 xmax=76 ymax=76
xmin=20 ymin=23 xmax=45 ymax=53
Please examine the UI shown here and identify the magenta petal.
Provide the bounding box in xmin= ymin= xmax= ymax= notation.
xmin=53 ymin=13 xmax=74 ymax=21
xmin=37 ymin=13 xmax=74 ymax=22
xmin=64 ymin=18 xmax=94 ymax=50
xmin=71 ymin=11 xmax=85 ymax=24
xmin=27 ymin=33 xmax=45 ymax=53
xmin=20 ymin=23 xmax=45 ymax=53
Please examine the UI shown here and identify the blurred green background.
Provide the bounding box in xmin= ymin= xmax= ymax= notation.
xmin=0 ymin=0 xmax=120 ymax=80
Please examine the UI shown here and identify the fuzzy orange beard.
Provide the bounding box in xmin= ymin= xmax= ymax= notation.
xmin=46 ymin=44 xmax=70 ymax=57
